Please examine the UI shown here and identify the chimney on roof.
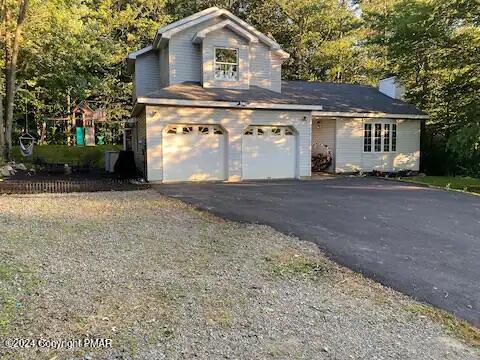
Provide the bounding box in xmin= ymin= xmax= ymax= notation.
xmin=379 ymin=76 xmax=405 ymax=100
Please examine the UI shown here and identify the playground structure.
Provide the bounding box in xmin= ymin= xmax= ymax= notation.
xmin=71 ymin=101 xmax=107 ymax=146
xmin=38 ymin=100 xmax=108 ymax=146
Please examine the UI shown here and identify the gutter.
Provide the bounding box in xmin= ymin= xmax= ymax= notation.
xmin=311 ymin=111 xmax=429 ymax=120
xmin=136 ymin=97 xmax=323 ymax=111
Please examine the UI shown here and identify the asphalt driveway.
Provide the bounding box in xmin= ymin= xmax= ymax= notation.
xmin=155 ymin=177 xmax=480 ymax=326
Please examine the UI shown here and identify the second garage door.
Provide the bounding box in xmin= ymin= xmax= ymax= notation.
xmin=163 ymin=124 xmax=227 ymax=182
xmin=242 ymin=125 xmax=297 ymax=180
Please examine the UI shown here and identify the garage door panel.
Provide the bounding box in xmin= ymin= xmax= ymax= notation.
xmin=163 ymin=125 xmax=226 ymax=182
xmin=242 ymin=126 xmax=296 ymax=180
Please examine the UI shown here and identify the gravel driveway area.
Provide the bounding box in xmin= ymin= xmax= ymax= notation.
xmin=0 ymin=190 xmax=478 ymax=359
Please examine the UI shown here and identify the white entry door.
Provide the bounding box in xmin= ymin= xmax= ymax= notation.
xmin=163 ymin=124 xmax=226 ymax=182
xmin=242 ymin=125 xmax=296 ymax=180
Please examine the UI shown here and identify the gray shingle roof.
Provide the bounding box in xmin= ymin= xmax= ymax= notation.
xmin=141 ymin=81 xmax=425 ymax=115
xmin=282 ymin=81 xmax=424 ymax=115
xmin=143 ymin=82 xmax=300 ymax=104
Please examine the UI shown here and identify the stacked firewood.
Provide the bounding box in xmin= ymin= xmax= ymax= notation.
xmin=311 ymin=143 xmax=332 ymax=172
xmin=312 ymin=153 xmax=332 ymax=172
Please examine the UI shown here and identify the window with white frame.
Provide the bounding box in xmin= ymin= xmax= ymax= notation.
xmin=391 ymin=123 xmax=397 ymax=151
xmin=374 ymin=124 xmax=382 ymax=152
xmin=214 ymin=48 xmax=238 ymax=81
xmin=364 ymin=122 xmax=397 ymax=152
xmin=363 ymin=123 xmax=372 ymax=152
xmin=383 ymin=124 xmax=390 ymax=152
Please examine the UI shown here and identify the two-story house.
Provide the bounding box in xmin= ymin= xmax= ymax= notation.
xmin=128 ymin=7 xmax=427 ymax=182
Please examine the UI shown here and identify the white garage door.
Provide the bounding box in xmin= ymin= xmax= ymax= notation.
xmin=242 ymin=125 xmax=296 ymax=180
xmin=163 ymin=124 xmax=226 ymax=182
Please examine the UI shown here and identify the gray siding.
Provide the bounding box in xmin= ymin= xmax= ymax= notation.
xmin=335 ymin=118 xmax=420 ymax=173
xmin=145 ymin=106 xmax=311 ymax=182
xmin=168 ymin=17 xmax=221 ymax=84
xmin=270 ymin=58 xmax=282 ymax=92
xmin=159 ymin=47 xmax=170 ymax=88
xmin=202 ymin=27 xmax=249 ymax=89
xmin=250 ymin=42 xmax=272 ymax=90
xmin=134 ymin=52 xmax=161 ymax=98
xmin=167 ymin=15 xmax=281 ymax=91
xmin=312 ymin=118 xmax=336 ymax=171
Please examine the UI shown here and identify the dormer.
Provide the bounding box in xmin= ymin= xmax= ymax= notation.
xmin=128 ymin=7 xmax=289 ymax=97
xmin=193 ymin=19 xmax=258 ymax=89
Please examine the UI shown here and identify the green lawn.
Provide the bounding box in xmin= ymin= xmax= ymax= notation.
xmin=11 ymin=144 xmax=122 ymax=168
xmin=399 ymin=176 xmax=480 ymax=192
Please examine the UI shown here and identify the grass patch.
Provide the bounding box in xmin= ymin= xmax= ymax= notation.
xmin=271 ymin=249 xmax=329 ymax=279
xmin=404 ymin=303 xmax=480 ymax=347
xmin=11 ymin=144 xmax=121 ymax=168
xmin=202 ymin=298 xmax=234 ymax=327
xmin=399 ymin=176 xmax=480 ymax=193
xmin=0 ymin=263 xmax=38 ymax=334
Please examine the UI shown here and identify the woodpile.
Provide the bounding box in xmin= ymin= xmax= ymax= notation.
xmin=312 ymin=153 xmax=332 ymax=172
xmin=311 ymin=143 xmax=332 ymax=172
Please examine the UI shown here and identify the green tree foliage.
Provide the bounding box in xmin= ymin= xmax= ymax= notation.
xmin=366 ymin=0 xmax=480 ymax=174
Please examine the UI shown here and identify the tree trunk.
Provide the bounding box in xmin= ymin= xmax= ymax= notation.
xmin=0 ymin=92 xmax=5 ymax=159
xmin=39 ymin=121 xmax=46 ymax=145
xmin=3 ymin=0 xmax=29 ymax=160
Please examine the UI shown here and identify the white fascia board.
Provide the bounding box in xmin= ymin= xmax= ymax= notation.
xmin=157 ymin=7 xmax=219 ymax=34
xmin=154 ymin=8 xmax=286 ymax=54
xmin=137 ymin=97 xmax=323 ymax=111
xmin=312 ymin=111 xmax=428 ymax=119
xmin=193 ymin=19 xmax=258 ymax=44
xmin=221 ymin=11 xmax=282 ymax=50
xmin=272 ymin=49 xmax=290 ymax=60
xmin=157 ymin=10 xmax=224 ymax=47
xmin=128 ymin=45 xmax=154 ymax=60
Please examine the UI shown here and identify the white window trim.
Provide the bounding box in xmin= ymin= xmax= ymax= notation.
xmin=363 ymin=123 xmax=372 ymax=153
xmin=363 ymin=121 xmax=397 ymax=153
xmin=214 ymin=47 xmax=239 ymax=81
xmin=391 ymin=123 xmax=397 ymax=152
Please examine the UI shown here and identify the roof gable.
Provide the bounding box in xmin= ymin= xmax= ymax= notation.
xmin=156 ymin=7 xmax=220 ymax=34
xmin=192 ymin=19 xmax=258 ymax=44
xmin=152 ymin=7 xmax=288 ymax=59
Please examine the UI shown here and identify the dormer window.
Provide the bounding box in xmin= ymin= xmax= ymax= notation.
xmin=214 ymin=48 xmax=238 ymax=81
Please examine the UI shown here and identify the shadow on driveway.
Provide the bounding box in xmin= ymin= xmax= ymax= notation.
xmin=155 ymin=177 xmax=480 ymax=326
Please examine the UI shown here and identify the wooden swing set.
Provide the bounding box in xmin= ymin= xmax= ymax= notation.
xmin=39 ymin=100 xmax=108 ymax=146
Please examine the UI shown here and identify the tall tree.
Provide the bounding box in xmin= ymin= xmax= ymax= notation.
xmin=369 ymin=0 xmax=480 ymax=174
xmin=0 ymin=0 xmax=29 ymax=160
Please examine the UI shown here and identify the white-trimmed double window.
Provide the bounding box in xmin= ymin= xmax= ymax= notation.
xmin=214 ymin=48 xmax=238 ymax=81
xmin=364 ymin=122 xmax=397 ymax=152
